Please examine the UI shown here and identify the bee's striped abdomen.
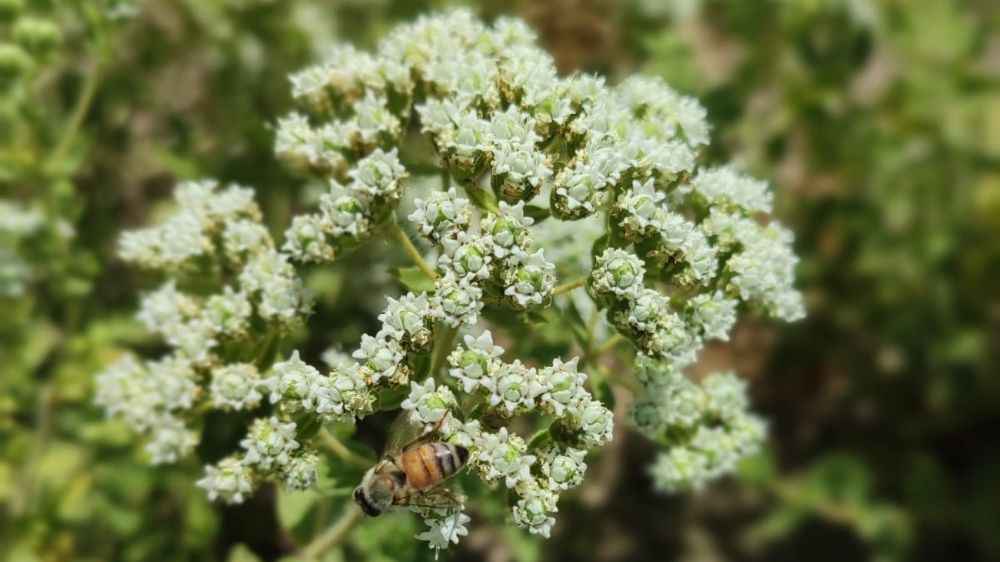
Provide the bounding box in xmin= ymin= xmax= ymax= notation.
xmin=399 ymin=442 xmax=469 ymax=490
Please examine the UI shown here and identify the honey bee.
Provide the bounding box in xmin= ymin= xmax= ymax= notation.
xmin=353 ymin=414 xmax=469 ymax=517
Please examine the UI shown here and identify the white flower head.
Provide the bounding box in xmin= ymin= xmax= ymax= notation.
xmin=511 ymin=484 xmax=558 ymax=538
xmin=211 ymin=363 xmax=263 ymax=411
xmin=197 ymin=456 xmax=255 ymax=504
xmin=431 ymin=272 xmax=484 ymax=328
xmin=448 ymin=331 xmax=504 ymax=393
xmin=401 ymin=378 xmax=457 ymax=429
xmin=280 ymin=451 xmax=320 ymax=491
xmin=474 ymin=427 xmax=536 ymax=488
xmin=591 ymin=248 xmax=646 ymax=300
xmin=488 ymin=360 xmax=545 ymax=414
xmin=409 ymin=187 xmax=472 ymax=242
xmin=378 ymin=292 xmax=433 ymax=350
xmin=241 ymin=416 xmax=300 ymax=471
xmin=415 ymin=509 xmax=471 ymax=553
xmin=354 ymin=334 xmax=408 ymax=385
xmin=439 ymin=232 xmax=494 ymax=280
xmin=145 ymin=414 xmax=198 ymax=464
xmin=540 ymin=446 xmax=587 ymax=491
xmin=502 ymin=248 xmax=555 ymax=309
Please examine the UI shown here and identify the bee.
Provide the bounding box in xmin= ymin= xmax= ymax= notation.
xmin=353 ymin=414 xmax=469 ymax=517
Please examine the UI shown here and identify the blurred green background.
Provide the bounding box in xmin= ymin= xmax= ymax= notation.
xmin=0 ymin=0 xmax=996 ymax=561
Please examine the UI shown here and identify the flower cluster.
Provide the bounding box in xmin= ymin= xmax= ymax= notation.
xmin=96 ymin=8 xmax=805 ymax=556
xmin=627 ymin=360 xmax=766 ymax=492
xmin=96 ymin=180 xmax=312 ymax=483
xmin=397 ymin=330 xmax=610 ymax=547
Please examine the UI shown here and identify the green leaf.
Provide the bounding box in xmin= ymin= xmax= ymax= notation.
xmin=523 ymin=205 xmax=550 ymax=222
xmin=393 ymin=266 xmax=435 ymax=293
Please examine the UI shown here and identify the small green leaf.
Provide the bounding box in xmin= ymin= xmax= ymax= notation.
xmin=523 ymin=205 xmax=550 ymax=222
xmin=393 ymin=266 xmax=435 ymax=293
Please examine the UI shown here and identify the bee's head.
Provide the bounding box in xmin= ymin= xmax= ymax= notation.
xmin=353 ymin=485 xmax=382 ymax=517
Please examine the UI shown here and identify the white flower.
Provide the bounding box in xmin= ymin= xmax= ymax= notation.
xmin=401 ymin=378 xmax=457 ymax=428
xmin=319 ymin=187 xmax=370 ymax=239
xmin=591 ymin=248 xmax=645 ymax=300
xmin=491 ymin=142 xmax=551 ymax=202
xmin=481 ymin=201 xmax=534 ymax=257
xmin=538 ymin=357 xmax=587 ymax=417
xmin=439 ymin=232 xmax=493 ymax=280
xmin=146 ymin=354 xmax=199 ymax=411
xmin=204 ymin=287 xmax=253 ymax=336
xmin=649 ymin=446 xmax=710 ymax=493
xmin=136 ymin=281 xmax=195 ymax=341
xmin=264 ymin=351 xmax=322 ymax=408
xmin=280 ymin=451 xmax=320 ymax=491
xmin=448 ymin=331 xmax=504 ymax=393
xmin=616 ymin=178 xmax=666 ymax=240
xmin=687 ymin=292 xmax=738 ymax=341
xmin=431 ymin=273 xmax=484 ymax=328
xmin=241 ymin=417 xmax=300 ymax=471
xmin=622 ymin=288 xmax=671 ymax=334
xmin=540 ymin=447 xmax=587 ymax=491
xmin=94 ymin=355 xmax=161 ymax=432
xmin=0 ymin=199 xmax=43 ymax=235
xmin=415 ymin=509 xmax=471 ymax=552
xmin=349 ymin=148 xmax=407 ymax=203
xmin=145 ymin=415 xmax=198 ymax=464
xmin=571 ymin=399 xmax=614 ymax=447
xmin=283 ymin=213 xmax=334 ymax=262
xmin=378 ymin=292 xmax=433 ymax=349
xmin=474 ymin=427 xmax=536 ymax=488
xmin=488 ymin=361 xmax=545 ymax=414
xmin=197 ymin=456 xmax=255 ymax=504
xmin=690 ymin=166 xmax=773 ymax=214
xmin=511 ymin=484 xmax=558 ymax=538
xmin=354 ymin=334 xmax=407 ymax=385
xmin=502 ymin=248 xmax=555 ymax=308
xmin=223 ymin=218 xmax=272 ymax=258
xmin=409 ymin=187 xmax=472 ymax=242
xmin=210 ymin=363 xmax=263 ymax=411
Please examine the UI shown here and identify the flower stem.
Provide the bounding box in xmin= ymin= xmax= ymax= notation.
xmin=388 ymin=220 xmax=437 ymax=281
xmin=552 ymin=276 xmax=587 ymax=296
xmin=317 ymin=428 xmax=372 ymax=469
xmin=47 ymin=5 xmax=104 ymax=176
xmin=595 ymin=333 xmax=626 ymax=355
xmin=301 ymin=504 xmax=364 ymax=561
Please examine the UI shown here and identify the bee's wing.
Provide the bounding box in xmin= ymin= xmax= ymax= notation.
xmin=382 ymin=410 xmax=422 ymax=458
xmin=395 ymin=486 xmax=465 ymax=511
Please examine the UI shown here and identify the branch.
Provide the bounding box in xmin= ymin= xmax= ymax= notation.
xmin=317 ymin=428 xmax=372 ymax=469
xmin=388 ymin=221 xmax=437 ymax=281
xmin=552 ymin=276 xmax=587 ymax=296
xmin=301 ymin=504 xmax=364 ymax=561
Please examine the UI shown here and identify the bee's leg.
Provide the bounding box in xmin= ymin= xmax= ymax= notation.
xmin=400 ymin=411 xmax=451 ymax=451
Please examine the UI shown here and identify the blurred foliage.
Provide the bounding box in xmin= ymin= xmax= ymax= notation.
xmin=1 ymin=0 xmax=997 ymax=561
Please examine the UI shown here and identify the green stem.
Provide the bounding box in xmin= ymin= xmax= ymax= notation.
xmin=301 ymin=504 xmax=364 ymax=561
xmin=388 ymin=221 xmax=437 ymax=281
xmin=441 ymin=166 xmax=451 ymax=189
xmin=317 ymin=428 xmax=372 ymax=469
xmin=595 ymin=333 xmax=626 ymax=355
xmin=552 ymin=276 xmax=587 ymax=296
xmin=47 ymin=5 xmax=105 ymax=175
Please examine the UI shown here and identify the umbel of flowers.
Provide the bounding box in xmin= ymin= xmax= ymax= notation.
xmin=94 ymin=9 xmax=804 ymax=557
